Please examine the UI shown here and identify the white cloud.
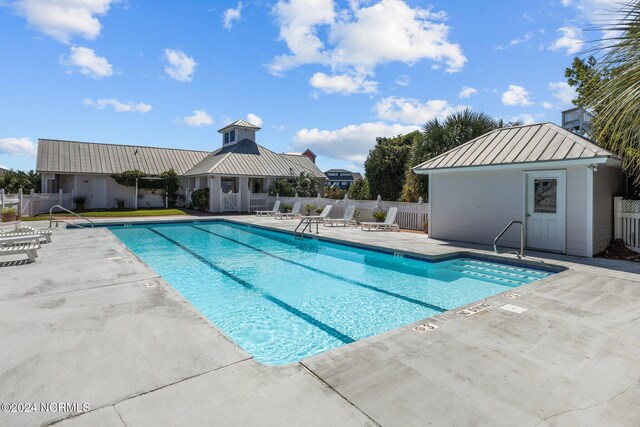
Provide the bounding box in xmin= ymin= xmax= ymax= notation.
xmin=83 ymin=98 xmax=152 ymax=113
xmin=511 ymin=114 xmax=536 ymax=125
xmin=181 ymin=110 xmax=213 ymax=127
xmin=549 ymin=26 xmax=584 ymax=55
xmin=310 ymin=72 xmax=377 ymax=94
xmin=163 ymin=49 xmax=197 ymax=82
xmin=62 ymin=46 xmax=113 ymax=78
xmin=496 ymin=31 xmax=534 ymax=50
xmin=269 ymin=0 xmax=466 ymax=93
xmin=0 ymin=137 xmax=38 ymax=157
xmin=11 ymin=0 xmax=116 ymax=43
xmin=246 ymin=113 xmax=263 ymax=127
xmin=395 ymin=74 xmax=410 ymax=87
xmin=458 ymin=86 xmax=477 ymax=99
xmin=293 ymin=122 xmax=418 ymax=165
xmin=223 ymin=2 xmax=243 ymax=30
xmin=501 ymin=85 xmax=532 ymax=106
xmin=562 ymin=0 xmax=621 ymax=21
xmin=548 ymin=81 xmax=576 ymax=105
xmin=542 ymin=101 xmax=554 ymax=109
xmin=374 ymin=96 xmax=462 ymax=125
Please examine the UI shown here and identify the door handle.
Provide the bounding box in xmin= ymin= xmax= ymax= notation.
xmin=526 ymin=213 xmax=531 ymax=217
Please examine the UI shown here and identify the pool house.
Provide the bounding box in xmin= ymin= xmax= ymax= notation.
xmin=414 ymin=122 xmax=625 ymax=257
xmin=183 ymin=120 xmax=325 ymax=213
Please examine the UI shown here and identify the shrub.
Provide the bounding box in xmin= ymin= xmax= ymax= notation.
xmin=281 ymin=204 xmax=292 ymax=213
xmin=191 ymin=188 xmax=209 ymax=211
xmin=373 ymin=210 xmax=387 ymax=222
xmin=2 ymin=207 xmax=17 ymax=215
xmin=305 ymin=204 xmax=315 ymax=215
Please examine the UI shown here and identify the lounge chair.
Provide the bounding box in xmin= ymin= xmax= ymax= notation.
xmin=256 ymin=200 xmax=281 ymax=217
xmin=324 ymin=204 xmax=356 ymax=227
xmin=301 ymin=204 xmax=332 ymax=222
xmin=0 ymin=242 xmax=40 ymax=263
xmin=275 ymin=201 xmax=301 ymax=220
xmin=361 ymin=207 xmax=400 ymax=231
xmin=0 ymin=234 xmax=42 ymax=246
xmin=1 ymin=226 xmax=52 ymax=243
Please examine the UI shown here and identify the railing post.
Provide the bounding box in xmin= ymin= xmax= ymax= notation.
xmin=58 ymin=188 xmax=63 ymax=207
xmin=0 ymin=188 xmax=4 ymax=212
xmin=376 ymin=195 xmax=381 ymax=209
xmin=30 ymin=189 xmax=35 ymax=217
xmin=18 ymin=188 xmax=23 ymax=219
xmin=614 ymin=196 xmax=622 ymax=240
xmin=418 ymin=196 xmax=424 ymax=231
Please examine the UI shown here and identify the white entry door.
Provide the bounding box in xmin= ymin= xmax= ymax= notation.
xmin=90 ymin=178 xmax=107 ymax=209
xmin=525 ymin=171 xmax=566 ymax=252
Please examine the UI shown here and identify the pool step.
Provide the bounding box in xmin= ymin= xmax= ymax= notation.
xmin=444 ymin=260 xmax=549 ymax=287
xmin=444 ymin=265 xmax=524 ymax=287
xmin=459 ymin=259 xmax=550 ymax=279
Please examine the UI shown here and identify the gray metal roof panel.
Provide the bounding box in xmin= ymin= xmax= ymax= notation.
xmin=185 ymin=140 xmax=325 ymax=178
xmin=36 ymin=139 xmax=209 ymax=175
xmin=413 ymin=122 xmax=616 ymax=172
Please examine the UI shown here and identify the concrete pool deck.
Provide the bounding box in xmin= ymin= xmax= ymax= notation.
xmin=1 ymin=215 xmax=639 ymax=426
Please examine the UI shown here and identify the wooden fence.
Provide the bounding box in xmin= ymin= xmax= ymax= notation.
xmin=266 ymin=194 xmax=428 ymax=231
xmin=614 ymin=196 xmax=640 ymax=251
xmin=1 ymin=189 xmax=73 ymax=217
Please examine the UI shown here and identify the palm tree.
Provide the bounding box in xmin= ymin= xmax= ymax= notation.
xmin=588 ymin=1 xmax=640 ymax=180
xmin=401 ymin=109 xmax=521 ymax=201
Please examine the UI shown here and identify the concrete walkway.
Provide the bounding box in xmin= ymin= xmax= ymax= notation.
xmin=1 ymin=216 xmax=638 ymax=426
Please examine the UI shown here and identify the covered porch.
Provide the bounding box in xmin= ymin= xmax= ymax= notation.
xmin=185 ymin=175 xmax=273 ymax=213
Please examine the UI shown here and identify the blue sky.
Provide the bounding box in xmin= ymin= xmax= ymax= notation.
xmin=0 ymin=0 xmax=619 ymax=173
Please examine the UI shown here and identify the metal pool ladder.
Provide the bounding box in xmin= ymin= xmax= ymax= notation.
xmin=49 ymin=205 xmax=95 ymax=228
xmin=294 ymin=217 xmax=319 ymax=238
xmin=493 ymin=220 xmax=524 ymax=258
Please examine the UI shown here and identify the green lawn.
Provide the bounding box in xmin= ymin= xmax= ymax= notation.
xmin=21 ymin=208 xmax=189 ymax=221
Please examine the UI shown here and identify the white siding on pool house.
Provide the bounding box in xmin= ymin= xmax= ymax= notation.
xmin=417 ymin=122 xmax=625 ymax=258
xmin=428 ymin=164 xmax=623 ymax=257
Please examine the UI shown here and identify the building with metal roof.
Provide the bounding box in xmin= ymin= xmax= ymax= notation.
xmin=35 ymin=120 xmax=324 ymax=213
xmin=413 ymin=122 xmax=624 ymax=258
xmin=325 ymin=169 xmax=361 ymax=190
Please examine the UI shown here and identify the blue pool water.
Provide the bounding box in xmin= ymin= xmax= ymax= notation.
xmin=109 ymin=221 xmax=554 ymax=365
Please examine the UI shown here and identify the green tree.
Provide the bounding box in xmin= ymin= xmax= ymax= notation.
xmin=268 ymin=172 xmax=323 ymax=197
xmin=0 ymin=169 xmax=41 ymax=193
xmin=347 ymin=178 xmax=371 ymax=200
xmin=401 ymin=109 xmax=517 ymax=201
xmin=364 ymin=131 xmax=418 ymax=200
xmin=577 ymin=1 xmax=640 ymax=181
xmin=564 ymin=56 xmax=612 ymax=110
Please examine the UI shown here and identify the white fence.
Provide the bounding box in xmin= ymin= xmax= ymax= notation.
xmin=267 ymin=194 xmax=428 ymax=231
xmin=1 ymin=189 xmax=73 ymax=217
xmin=222 ymin=192 xmax=241 ymax=212
xmin=614 ymin=197 xmax=640 ymax=251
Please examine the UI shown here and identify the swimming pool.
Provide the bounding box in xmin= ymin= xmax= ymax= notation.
xmin=109 ymin=220 xmax=554 ymax=364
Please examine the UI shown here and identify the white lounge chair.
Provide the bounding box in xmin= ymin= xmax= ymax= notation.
xmin=0 ymin=242 xmax=40 ymax=263
xmin=301 ymin=204 xmax=332 ymax=221
xmin=0 ymin=234 xmax=42 ymax=246
xmin=1 ymin=226 xmax=52 ymax=243
xmin=256 ymin=200 xmax=281 ymax=217
xmin=361 ymin=207 xmax=400 ymax=231
xmin=275 ymin=201 xmax=302 ymax=220
xmin=324 ymin=204 xmax=356 ymax=227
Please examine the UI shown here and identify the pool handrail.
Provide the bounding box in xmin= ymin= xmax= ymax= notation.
xmin=49 ymin=205 xmax=94 ymax=228
xmin=493 ymin=220 xmax=524 ymax=258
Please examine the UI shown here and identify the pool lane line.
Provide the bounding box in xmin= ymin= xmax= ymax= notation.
xmin=147 ymin=228 xmax=355 ymax=345
xmin=191 ymin=225 xmax=447 ymax=313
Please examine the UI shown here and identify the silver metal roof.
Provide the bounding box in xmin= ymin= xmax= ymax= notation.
xmin=37 ymin=139 xmax=209 ymax=175
xmin=413 ymin=122 xmax=615 ymax=172
xmin=217 ymin=119 xmax=261 ymax=133
xmin=185 ymin=139 xmax=326 ymax=178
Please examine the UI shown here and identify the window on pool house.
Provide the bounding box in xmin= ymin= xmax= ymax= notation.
xmin=224 ymin=130 xmax=236 ymax=145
